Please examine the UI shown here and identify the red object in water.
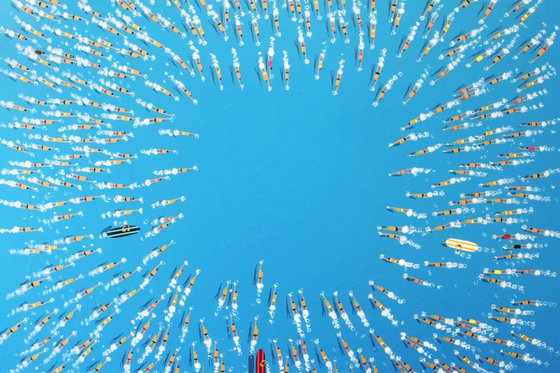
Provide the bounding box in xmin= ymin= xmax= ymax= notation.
xmin=502 ymin=234 xmax=512 ymax=239
xmin=256 ymin=349 xmax=266 ymax=373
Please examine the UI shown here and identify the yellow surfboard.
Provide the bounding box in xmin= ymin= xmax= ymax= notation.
xmin=444 ymin=238 xmax=479 ymax=253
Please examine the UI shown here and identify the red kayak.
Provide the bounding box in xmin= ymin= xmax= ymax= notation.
xmin=256 ymin=349 xmax=266 ymax=373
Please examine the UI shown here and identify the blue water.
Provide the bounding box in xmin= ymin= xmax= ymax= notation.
xmin=0 ymin=0 xmax=559 ymax=371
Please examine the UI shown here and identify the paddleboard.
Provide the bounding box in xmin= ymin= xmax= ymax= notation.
xmin=444 ymin=238 xmax=479 ymax=253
